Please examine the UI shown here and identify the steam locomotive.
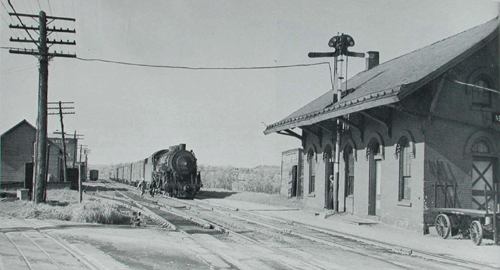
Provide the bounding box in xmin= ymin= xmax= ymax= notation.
xmin=108 ymin=144 xmax=202 ymax=198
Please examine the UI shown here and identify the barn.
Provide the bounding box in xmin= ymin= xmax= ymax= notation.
xmin=265 ymin=18 xmax=499 ymax=233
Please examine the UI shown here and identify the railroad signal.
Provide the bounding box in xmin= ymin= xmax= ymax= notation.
xmin=310 ymin=33 xmax=364 ymax=58
xmin=308 ymin=33 xmax=370 ymax=213
xmin=327 ymin=34 xmax=355 ymax=56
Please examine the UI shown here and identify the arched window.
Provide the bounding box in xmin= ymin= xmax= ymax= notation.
xmin=397 ymin=137 xmax=412 ymax=201
xmin=307 ymin=149 xmax=315 ymax=194
xmin=365 ymin=134 xmax=384 ymax=160
xmin=471 ymin=138 xmax=491 ymax=154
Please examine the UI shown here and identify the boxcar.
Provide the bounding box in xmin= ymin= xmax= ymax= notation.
xmin=89 ymin=170 xmax=99 ymax=181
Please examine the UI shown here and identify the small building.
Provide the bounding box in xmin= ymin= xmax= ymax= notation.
xmin=264 ymin=18 xmax=499 ymax=233
xmin=280 ymin=148 xmax=304 ymax=197
xmin=47 ymin=136 xmax=79 ymax=168
xmin=1 ymin=120 xmax=66 ymax=186
xmin=1 ymin=120 xmax=37 ymax=186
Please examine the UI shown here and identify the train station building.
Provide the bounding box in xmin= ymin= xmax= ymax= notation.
xmin=265 ymin=18 xmax=500 ymax=233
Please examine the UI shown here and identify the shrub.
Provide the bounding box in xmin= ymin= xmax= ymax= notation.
xmin=0 ymin=197 xmax=127 ymax=224
xmin=70 ymin=200 xmax=125 ymax=224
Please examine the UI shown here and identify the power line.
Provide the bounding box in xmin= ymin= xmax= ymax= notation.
xmin=1 ymin=14 xmax=28 ymax=50
xmin=46 ymin=0 xmax=53 ymax=15
xmin=3 ymin=63 xmax=39 ymax=75
xmin=75 ymin=57 xmax=335 ymax=89
xmin=75 ymin=57 xmax=331 ymax=71
xmin=23 ymin=0 xmax=35 ymax=14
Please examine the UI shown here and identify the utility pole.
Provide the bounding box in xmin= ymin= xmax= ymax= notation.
xmin=78 ymin=145 xmax=88 ymax=164
xmin=309 ymin=34 xmax=364 ymax=212
xmin=54 ymin=131 xmax=84 ymax=168
xmin=48 ymin=102 xmax=75 ymax=182
xmin=9 ymin=11 xmax=76 ymax=203
xmin=77 ymin=145 xmax=89 ymax=203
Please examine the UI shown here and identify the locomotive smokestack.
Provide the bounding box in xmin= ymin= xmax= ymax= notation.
xmin=180 ymin=144 xmax=186 ymax=150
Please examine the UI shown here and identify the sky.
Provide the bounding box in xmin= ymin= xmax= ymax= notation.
xmin=1 ymin=0 xmax=498 ymax=167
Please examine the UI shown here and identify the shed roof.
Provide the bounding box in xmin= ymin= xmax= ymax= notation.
xmin=264 ymin=17 xmax=499 ymax=135
xmin=1 ymin=119 xmax=64 ymax=152
xmin=1 ymin=119 xmax=36 ymax=138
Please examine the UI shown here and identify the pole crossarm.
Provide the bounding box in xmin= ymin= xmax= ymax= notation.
xmin=48 ymin=112 xmax=75 ymax=115
xmin=49 ymin=106 xmax=74 ymax=109
xmin=9 ymin=24 xmax=39 ymax=31
xmin=11 ymin=37 xmax=76 ymax=45
xmin=9 ymin=48 xmax=76 ymax=58
xmin=46 ymin=27 xmax=76 ymax=33
xmin=55 ymin=131 xmax=83 ymax=137
xmin=9 ymin=12 xmax=76 ymax=21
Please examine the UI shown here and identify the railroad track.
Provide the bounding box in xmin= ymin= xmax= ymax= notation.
xmin=96 ymin=180 xmax=495 ymax=270
xmin=92 ymin=182 xmax=330 ymax=270
xmin=1 ymin=221 xmax=103 ymax=270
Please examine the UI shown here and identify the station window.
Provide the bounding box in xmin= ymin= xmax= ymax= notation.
xmin=398 ymin=137 xmax=411 ymax=201
xmin=471 ymin=74 xmax=492 ymax=107
xmin=308 ymin=149 xmax=315 ymax=194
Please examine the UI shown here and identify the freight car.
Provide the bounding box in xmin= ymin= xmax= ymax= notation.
xmin=89 ymin=170 xmax=99 ymax=181
xmin=108 ymin=144 xmax=202 ymax=199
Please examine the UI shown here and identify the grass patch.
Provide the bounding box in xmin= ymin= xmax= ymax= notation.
xmin=0 ymin=189 xmax=129 ymax=224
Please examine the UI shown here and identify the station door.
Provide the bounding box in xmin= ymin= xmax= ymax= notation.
xmin=471 ymin=157 xmax=496 ymax=210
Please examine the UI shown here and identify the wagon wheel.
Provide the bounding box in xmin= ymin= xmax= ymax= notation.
xmin=435 ymin=214 xmax=452 ymax=239
xmin=469 ymin=220 xmax=483 ymax=246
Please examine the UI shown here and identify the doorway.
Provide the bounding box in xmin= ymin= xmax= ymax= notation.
xmin=324 ymin=146 xmax=333 ymax=209
xmin=472 ymin=157 xmax=497 ymax=210
xmin=344 ymin=145 xmax=354 ymax=213
xmin=368 ymin=141 xmax=381 ymax=216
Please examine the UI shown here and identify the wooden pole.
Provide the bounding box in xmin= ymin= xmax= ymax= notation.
xmin=73 ymin=131 xmax=77 ymax=168
xmin=58 ymin=102 xmax=68 ymax=182
xmin=33 ymin=11 xmax=48 ymax=203
xmin=332 ymin=56 xmax=340 ymax=212
xmin=493 ymin=182 xmax=498 ymax=245
xmin=79 ymin=163 xmax=82 ymax=203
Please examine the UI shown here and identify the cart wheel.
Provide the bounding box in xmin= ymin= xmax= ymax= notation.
xmin=435 ymin=214 xmax=451 ymax=239
xmin=469 ymin=220 xmax=483 ymax=246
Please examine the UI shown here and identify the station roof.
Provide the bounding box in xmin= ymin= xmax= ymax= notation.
xmin=264 ymin=17 xmax=499 ymax=135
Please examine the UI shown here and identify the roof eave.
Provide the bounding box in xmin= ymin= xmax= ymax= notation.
xmin=264 ymin=93 xmax=400 ymax=135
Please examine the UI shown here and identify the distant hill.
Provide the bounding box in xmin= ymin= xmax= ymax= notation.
xmin=199 ymin=165 xmax=281 ymax=194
